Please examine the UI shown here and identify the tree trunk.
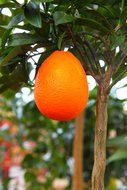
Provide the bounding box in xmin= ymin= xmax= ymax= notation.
xmin=92 ymin=85 xmax=109 ymax=190
xmin=72 ymin=111 xmax=84 ymax=190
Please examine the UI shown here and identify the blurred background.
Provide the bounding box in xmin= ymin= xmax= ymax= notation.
xmin=0 ymin=75 xmax=127 ymax=190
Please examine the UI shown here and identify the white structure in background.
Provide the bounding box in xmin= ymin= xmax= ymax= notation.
xmin=8 ymin=167 xmax=26 ymax=190
xmin=52 ymin=178 xmax=69 ymax=190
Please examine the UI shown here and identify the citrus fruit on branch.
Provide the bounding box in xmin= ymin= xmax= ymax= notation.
xmin=34 ymin=50 xmax=89 ymax=121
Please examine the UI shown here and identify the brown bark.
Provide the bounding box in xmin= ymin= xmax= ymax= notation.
xmin=92 ymin=85 xmax=108 ymax=190
xmin=72 ymin=111 xmax=84 ymax=190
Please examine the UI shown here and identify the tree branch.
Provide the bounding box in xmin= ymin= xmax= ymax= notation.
xmin=76 ymin=35 xmax=98 ymax=73
xmin=113 ymin=54 xmax=127 ymax=74
xmin=121 ymin=0 xmax=125 ymax=13
xmin=67 ymin=27 xmax=96 ymax=78
xmin=83 ymin=38 xmax=102 ymax=75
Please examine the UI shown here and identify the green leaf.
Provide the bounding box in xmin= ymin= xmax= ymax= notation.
xmin=8 ymin=33 xmax=42 ymax=46
xmin=0 ymin=2 xmax=15 ymax=8
xmin=25 ymin=171 xmax=36 ymax=182
xmin=10 ymin=62 xmax=28 ymax=83
xmin=0 ymin=38 xmax=1 ymax=47
xmin=97 ymin=5 xmax=117 ymax=18
xmin=107 ymin=149 xmax=127 ymax=164
xmin=58 ymin=32 xmax=65 ymax=50
xmin=0 ymin=46 xmax=25 ymax=66
xmin=0 ymin=75 xmax=9 ymax=84
xmin=80 ymin=9 xmax=112 ymax=30
xmin=0 ymin=63 xmax=27 ymax=93
xmin=24 ymin=1 xmax=42 ymax=28
xmin=53 ymin=11 xmax=74 ymax=25
xmin=112 ymin=51 xmax=124 ymax=67
xmin=35 ymin=22 xmax=50 ymax=38
xmin=110 ymin=34 xmax=126 ymax=49
xmin=22 ymin=154 xmax=41 ymax=168
xmin=1 ymin=29 xmax=12 ymax=48
xmin=0 ymin=82 xmax=15 ymax=93
xmin=75 ymin=18 xmax=110 ymax=33
xmin=120 ymin=6 xmax=127 ymax=23
xmin=113 ymin=61 xmax=127 ymax=80
xmin=107 ymin=136 xmax=127 ymax=148
xmin=0 ymin=14 xmax=10 ymax=26
xmin=7 ymin=13 xmax=25 ymax=29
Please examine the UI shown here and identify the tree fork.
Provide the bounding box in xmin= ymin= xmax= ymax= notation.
xmin=73 ymin=111 xmax=85 ymax=190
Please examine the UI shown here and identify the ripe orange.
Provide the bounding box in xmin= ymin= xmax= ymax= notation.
xmin=34 ymin=50 xmax=89 ymax=121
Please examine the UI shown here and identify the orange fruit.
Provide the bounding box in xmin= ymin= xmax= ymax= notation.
xmin=34 ymin=50 xmax=89 ymax=121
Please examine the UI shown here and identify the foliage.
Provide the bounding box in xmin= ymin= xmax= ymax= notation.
xmin=0 ymin=0 xmax=127 ymax=93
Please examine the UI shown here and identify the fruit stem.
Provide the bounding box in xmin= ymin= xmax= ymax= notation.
xmin=72 ymin=111 xmax=85 ymax=190
xmin=58 ymin=32 xmax=66 ymax=50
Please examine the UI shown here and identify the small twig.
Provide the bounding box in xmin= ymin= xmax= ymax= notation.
xmin=11 ymin=0 xmax=20 ymax=5
xmin=66 ymin=26 xmax=105 ymax=84
xmin=31 ymin=56 xmax=37 ymax=65
xmin=27 ymin=53 xmax=42 ymax=60
xmin=82 ymin=45 xmax=97 ymax=74
xmin=67 ymin=27 xmax=97 ymax=77
xmin=30 ymin=44 xmax=43 ymax=54
xmin=83 ymin=38 xmax=102 ymax=75
xmin=67 ymin=28 xmax=87 ymax=61
xmin=42 ymin=2 xmax=50 ymax=15
xmin=114 ymin=24 xmax=123 ymax=32
xmin=81 ymin=32 xmax=113 ymax=67
xmin=81 ymin=32 xmax=106 ymax=46
xmin=121 ymin=0 xmax=125 ymax=13
xmin=53 ymin=22 xmax=57 ymax=38
xmin=27 ymin=81 xmax=34 ymax=87
xmin=113 ymin=54 xmax=127 ymax=74
xmin=76 ymin=35 xmax=97 ymax=72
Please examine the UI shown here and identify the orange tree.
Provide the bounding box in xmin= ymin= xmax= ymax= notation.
xmin=0 ymin=0 xmax=127 ymax=189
